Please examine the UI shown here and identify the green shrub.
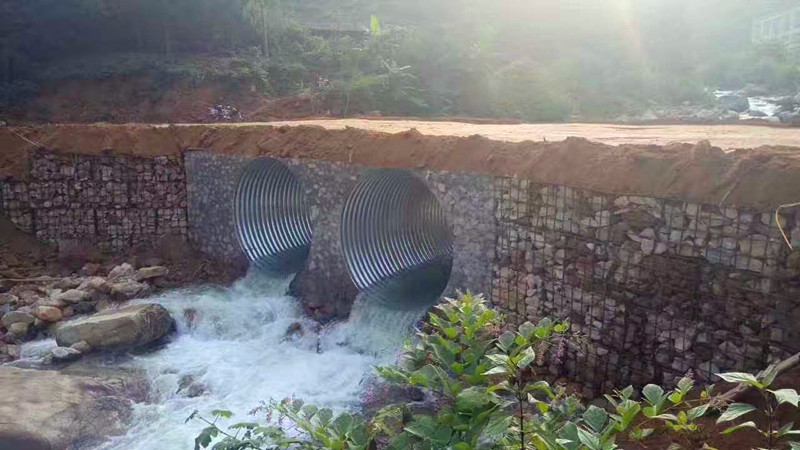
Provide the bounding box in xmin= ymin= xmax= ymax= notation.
xmin=711 ymin=370 xmax=800 ymax=450
xmin=195 ymin=292 xmax=782 ymax=449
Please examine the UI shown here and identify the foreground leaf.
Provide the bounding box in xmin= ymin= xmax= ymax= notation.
xmin=721 ymin=421 xmax=758 ymax=434
xmin=716 ymin=372 xmax=762 ymax=388
xmin=717 ymin=403 xmax=756 ymax=424
xmin=770 ymin=389 xmax=800 ymax=407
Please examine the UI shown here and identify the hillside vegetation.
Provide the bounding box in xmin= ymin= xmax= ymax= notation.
xmin=1 ymin=0 xmax=799 ymax=122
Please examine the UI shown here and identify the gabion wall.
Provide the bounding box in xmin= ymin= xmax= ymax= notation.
xmin=493 ymin=178 xmax=800 ymax=394
xmin=5 ymin=148 xmax=800 ymax=395
xmin=0 ymin=149 xmax=187 ymax=252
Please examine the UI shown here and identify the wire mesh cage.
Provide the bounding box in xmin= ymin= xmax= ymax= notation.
xmin=492 ymin=177 xmax=800 ymax=394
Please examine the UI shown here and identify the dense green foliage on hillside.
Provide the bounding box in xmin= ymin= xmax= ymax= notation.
xmin=1 ymin=0 xmax=798 ymax=120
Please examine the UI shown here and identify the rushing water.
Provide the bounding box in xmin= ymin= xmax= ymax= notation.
xmin=714 ymin=89 xmax=781 ymax=117
xmin=83 ymin=271 xmax=426 ymax=449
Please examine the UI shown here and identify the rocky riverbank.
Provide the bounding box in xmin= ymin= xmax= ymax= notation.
xmin=0 ymin=262 xmax=177 ymax=365
xmin=615 ymin=88 xmax=800 ymax=125
xmin=0 ymin=257 xmax=186 ymax=449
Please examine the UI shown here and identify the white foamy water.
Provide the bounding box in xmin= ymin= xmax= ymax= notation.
xmin=714 ymin=89 xmax=781 ymax=117
xmin=94 ymin=271 xmax=422 ymax=450
xmin=747 ymin=96 xmax=781 ymax=117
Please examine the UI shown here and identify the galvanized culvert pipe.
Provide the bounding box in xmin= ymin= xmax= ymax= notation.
xmin=341 ymin=169 xmax=453 ymax=309
xmin=234 ymin=158 xmax=313 ymax=274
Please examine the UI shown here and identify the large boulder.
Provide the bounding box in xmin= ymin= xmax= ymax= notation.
xmin=718 ymin=94 xmax=750 ymax=112
xmin=1 ymin=311 xmax=34 ymax=328
xmin=0 ymin=366 xmax=145 ymax=449
xmin=54 ymin=304 xmax=173 ymax=351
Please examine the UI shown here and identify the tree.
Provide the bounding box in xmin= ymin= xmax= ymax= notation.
xmin=242 ymin=0 xmax=271 ymax=58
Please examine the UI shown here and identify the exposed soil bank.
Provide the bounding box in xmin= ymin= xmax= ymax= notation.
xmin=0 ymin=217 xmax=243 ymax=289
xmin=2 ymin=122 xmax=800 ymax=210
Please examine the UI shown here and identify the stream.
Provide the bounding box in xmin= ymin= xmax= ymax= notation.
xmin=22 ymin=271 xmax=426 ymax=449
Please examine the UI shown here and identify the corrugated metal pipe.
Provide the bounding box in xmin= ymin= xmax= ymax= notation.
xmin=341 ymin=169 xmax=453 ymax=309
xmin=234 ymin=158 xmax=313 ymax=274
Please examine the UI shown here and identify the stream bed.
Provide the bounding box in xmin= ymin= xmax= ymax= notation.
xmin=21 ymin=272 xmax=425 ymax=449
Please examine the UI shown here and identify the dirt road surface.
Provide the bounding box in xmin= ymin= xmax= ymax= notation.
xmin=255 ymin=119 xmax=800 ymax=150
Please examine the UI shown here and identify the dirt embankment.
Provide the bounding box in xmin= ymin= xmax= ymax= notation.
xmin=0 ymin=217 xmax=243 ymax=288
xmin=2 ymin=122 xmax=800 ymax=211
xmin=9 ymin=78 xmax=315 ymax=124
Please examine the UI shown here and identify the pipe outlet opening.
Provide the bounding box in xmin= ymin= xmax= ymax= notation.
xmin=234 ymin=158 xmax=312 ymax=274
xmin=341 ymin=169 xmax=453 ymax=309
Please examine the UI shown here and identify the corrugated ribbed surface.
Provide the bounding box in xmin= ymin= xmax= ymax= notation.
xmin=234 ymin=158 xmax=312 ymax=274
xmin=341 ymin=169 xmax=453 ymax=309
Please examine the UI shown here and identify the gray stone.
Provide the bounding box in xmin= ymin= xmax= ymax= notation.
xmin=70 ymin=340 xmax=92 ymax=354
xmin=53 ymin=278 xmax=83 ymax=290
xmin=137 ymin=266 xmax=169 ymax=280
xmin=1 ymin=311 xmax=35 ymax=328
xmin=79 ymin=276 xmax=110 ymax=293
xmin=51 ymin=346 xmax=81 ymax=362
xmin=718 ymin=94 xmax=749 ymax=113
xmin=108 ymin=263 xmax=138 ymax=281
xmin=55 ymin=303 xmax=173 ymax=350
xmin=55 ymin=289 xmax=90 ymax=304
xmin=0 ymin=293 xmax=18 ymax=306
xmin=641 ymin=239 xmax=655 ymax=255
xmin=35 ymin=306 xmax=62 ymax=323
xmin=8 ymin=322 xmax=29 ymax=339
xmin=109 ymin=280 xmax=151 ymax=300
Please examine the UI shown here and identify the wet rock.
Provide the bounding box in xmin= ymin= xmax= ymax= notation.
xmin=0 ymin=293 xmax=18 ymax=306
xmin=137 ymin=266 xmax=169 ymax=280
xmin=55 ymin=289 xmax=90 ymax=304
xmin=1 ymin=311 xmax=35 ymax=328
xmin=109 ymin=280 xmax=150 ymax=300
xmin=0 ymin=367 xmax=140 ymax=449
xmin=108 ymin=263 xmax=137 ymax=281
xmin=70 ymin=340 xmax=91 ymax=354
xmin=55 ymin=303 xmax=173 ymax=351
xmin=177 ymin=374 xmax=207 ymax=398
xmin=0 ymin=427 xmax=53 ymax=450
xmin=283 ymin=322 xmax=304 ymax=341
xmin=70 ymin=301 xmax=96 ymax=315
xmin=8 ymin=322 xmax=29 ymax=339
xmin=51 ymin=346 xmax=81 ymax=362
xmin=6 ymin=344 xmax=20 ymax=359
xmin=718 ymin=94 xmax=750 ymax=113
xmin=35 ymin=306 xmax=62 ymax=323
xmin=61 ymin=306 xmax=75 ymax=319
